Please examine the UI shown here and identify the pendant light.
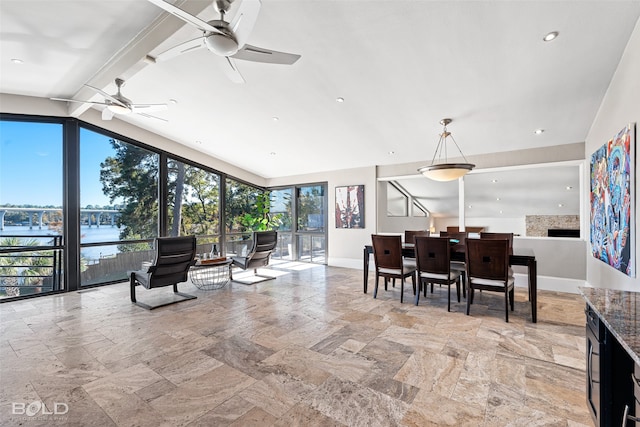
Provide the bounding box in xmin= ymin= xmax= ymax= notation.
xmin=418 ymin=118 xmax=475 ymax=181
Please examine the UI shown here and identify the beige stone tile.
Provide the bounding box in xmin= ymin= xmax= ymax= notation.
xmin=155 ymin=350 xmax=222 ymax=386
xmin=0 ymin=268 xmax=593 ymax=427
xmin=228 ymin=406 xmax=277 ymax=427
xmin=393 ymin=349 xmax=464 ymax=396
xmin=275 ymin=402 xmax=345 ymax=427
xmin=149 ymin=365 xmax=256 ymax=426
xmin=403 ymin=390 xmax=485 ymax=426
xmin=187 ymin=396 xmax=254 ymax=427
xmin=237 ymin=372 xmax=316 ymax=417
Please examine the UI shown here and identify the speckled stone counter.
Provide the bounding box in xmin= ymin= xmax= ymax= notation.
xmin=580 ymin=287 xmax=640 ymax=366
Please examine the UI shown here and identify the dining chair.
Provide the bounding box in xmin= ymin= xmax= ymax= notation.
xmin=371 ymin=234 xmax=416 ymax=303
xmin=404 ymin=230 xmax=430 ymax=243
xmin=465 ymin=238 xmax=515 ymax=322
xmin=403 ymin=230 xmax=430 ymax=269
xmin=480 ymin=232 xmax=514 ymax=253
xmin=446 ymin=231 xmax=468 ymax=298
xmin=480 ymin=232 xmax=514 ymax=275
xmin=414 ymin=236 xmax=461 ymax=311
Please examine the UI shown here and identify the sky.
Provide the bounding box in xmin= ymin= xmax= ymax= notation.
xmin=0 ymin=120 xmax=120 ymax=207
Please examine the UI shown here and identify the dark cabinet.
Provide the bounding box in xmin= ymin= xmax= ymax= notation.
xmin=585 ymin=304 xmax=635 ymax=426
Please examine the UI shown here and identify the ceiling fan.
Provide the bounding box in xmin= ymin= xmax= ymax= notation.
xmin=146 ymin=0 xmax=301 ymax=83
xmin=51 ymin=78 xmax=169 ymax=121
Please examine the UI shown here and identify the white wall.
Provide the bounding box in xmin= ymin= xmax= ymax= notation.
xmin=268 ymin=166 xmax=377 ymax=269
xmin=584 ymin=17 xmax=640 ymax=291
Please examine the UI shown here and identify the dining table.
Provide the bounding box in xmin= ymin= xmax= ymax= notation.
xmin=363 ymin=242 xmax=538 ymax=323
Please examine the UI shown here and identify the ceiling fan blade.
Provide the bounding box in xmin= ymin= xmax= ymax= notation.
xmin=154 ymin=37 xmax=205 ymax=62
xmin=232 ymin=44 xmax=301 ymax=65
xmin=229 ymin=0 xmax=261 ymax=49
xmin=222 ymin=57 xmax=245 ymax=83
xmin=130 ymin=103 xmax=169 ymax=113
xmin=102 ymin=108 xmax=115 ymax=121
xmin=50 ymin=97 xmax=110 ymax=106
xmin=84 ymin=84 xmax=126 ymax=106
xmin=146 ymin=0 xmax=222 ymax=34
xmin=136 ymin=112 xmax=168 ymax=122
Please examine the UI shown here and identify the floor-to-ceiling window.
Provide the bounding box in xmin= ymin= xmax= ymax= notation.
xmin=224 ymin=177 xmax=262 ymax=256
xmin=0 ymin=113 xmax=323 ymax=301
xmin=167 ymin=158 xmax=221 ymax=256
xmin=79 ymin=127 xmax=159 ymax=286
xmin=270 ymin=188 xmax=293 ymax=260
xmin=296 ymin=184 xmax=326 ymax=263
xmin=0 ymin=119 xmax=64 ymax=299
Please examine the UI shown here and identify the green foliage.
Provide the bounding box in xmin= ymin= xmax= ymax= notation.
xmin=239 ymin=192 xmax=283 ymax=231
xmin=0 ymin=237 xmax=50 ymax=296
xmin=100 ymin=139 xmax=159 ymax=250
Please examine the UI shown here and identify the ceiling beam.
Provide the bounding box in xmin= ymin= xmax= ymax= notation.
xmin=67 ymin=0 xmax=210 ymax=117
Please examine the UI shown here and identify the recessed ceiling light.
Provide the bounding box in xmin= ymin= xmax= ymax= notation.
xmin=499 ymin=210 xmax=503 ymax=214
xmin=336 ymin=97 xmax=344 ymax=103
xmin=468 ymin=205 xmax=472 ymax=209
xmin=534 ymin=129 xmax=544 ymax=135
xmin=169 ymin=99 xmax=178 ymax=104
xmin=566 ymin=186 xmax=573 ymax=190
xmin=11 ymin=58 xmax=24 ymax=64
xmin=558 ymin=203 xmax=563 ymax=207
xmin=388 ymin=151 xmax=395 ymax=155
xmin=272 ymin=116 xmax=279 ymax=122
xmin=270 ymin=152 xmax=276 ymax=156
xmin=543 ymin=31 xmax=559 ymax=42
xmin=195 ymin=140 xmax=203 ymax=145
xmin=491 ymin=179 xmax=498 ymax=183
xmin=496 ymin=197 xmax=500 ymax=201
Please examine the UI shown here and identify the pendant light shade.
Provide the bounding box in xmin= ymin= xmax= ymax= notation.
xmin=418 ymin=118 xmax=475 ymax=181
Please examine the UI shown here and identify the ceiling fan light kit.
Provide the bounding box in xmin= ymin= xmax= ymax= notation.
xmin=418 ymin=118 xmax=475 ymax=182
xmin=205 ymin=31 xmax=239 ymax=56
xmin=146 ymin=0 xmax=301 ymax=83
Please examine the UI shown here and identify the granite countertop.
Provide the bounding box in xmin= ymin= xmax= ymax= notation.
xmin=580 ymin=287 xmax=640 ymax=366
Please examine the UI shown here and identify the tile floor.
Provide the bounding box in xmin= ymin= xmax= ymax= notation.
xmin=0 ymin=263 xmax=592 ymax=426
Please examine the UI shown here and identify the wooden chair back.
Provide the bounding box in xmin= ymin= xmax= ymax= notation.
xmin=466 ymin=238 xmax=510 ymax=282
xmin=480 ymin=232 xmax=513 ymax=254
xmin=371 ymin=235 xmax=403 ymax=270
xmin=414 ymin=236 xmax=451 ymax=275
xmin=404 ymin=230 xmax=430 ymax=244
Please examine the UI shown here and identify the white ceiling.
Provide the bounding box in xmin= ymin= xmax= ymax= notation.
xmin=1 ymin=0 xmax=640 ymax=182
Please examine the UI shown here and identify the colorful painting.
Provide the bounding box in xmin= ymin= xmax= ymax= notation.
xmin=335 ymin=185 xmax=364 ymax=228
xmin=590 ymin=123 xmax=635 ymax=277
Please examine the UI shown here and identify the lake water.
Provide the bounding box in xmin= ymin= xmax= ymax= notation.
xmin=0 ymin=225 xmax=121 ymax=261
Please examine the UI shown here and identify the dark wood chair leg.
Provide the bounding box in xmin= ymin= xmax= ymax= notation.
xmin=447 ymin=283 xmax=451 ymax=312
xmin=466 ymin=285 xmax=471 ymax=315
xmin=456 ymin=278 xmax=461 ymax=303
xmin=415 ymin=279 xmax=421 ymax=305
xmin=400 ymin=278 xmax=405 ymax=303
xmin=374 ymin=274 xmax=379 ymax=299
xmin=411 ymin=273 xmax=416 ymax=295
xmin=504 ymin=288 xmax=509 ymax=323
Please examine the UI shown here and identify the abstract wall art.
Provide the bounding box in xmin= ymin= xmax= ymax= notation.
xmin=590 ymin=123 xmax=636 ymax=277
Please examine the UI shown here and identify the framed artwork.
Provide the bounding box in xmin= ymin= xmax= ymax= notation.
xmin=590 ymin=123 xmax=635 ymax=277
xmin=335 ymin=185 xmax=364 ymax=228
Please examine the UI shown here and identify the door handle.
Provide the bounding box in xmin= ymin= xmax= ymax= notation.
xmin=622 ymin=404 xmax=640 ymax=426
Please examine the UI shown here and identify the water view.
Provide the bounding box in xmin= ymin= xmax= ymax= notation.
xmin=0 ymin=225 xmax=122 ymax=260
